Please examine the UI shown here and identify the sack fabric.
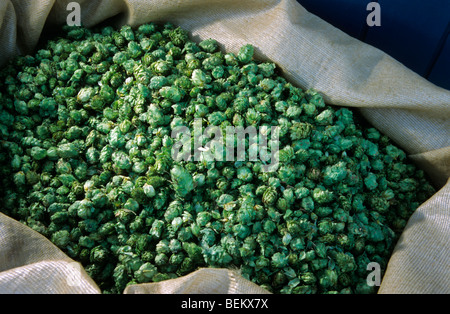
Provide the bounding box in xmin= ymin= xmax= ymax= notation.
xmin=0 ymin=0 xmax=449 ymax=294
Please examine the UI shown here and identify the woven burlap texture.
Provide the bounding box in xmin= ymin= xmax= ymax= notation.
xmin=0 ymin=0 xmax=449 ymax=294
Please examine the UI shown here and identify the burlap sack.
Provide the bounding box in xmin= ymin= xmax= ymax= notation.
xmin=0 ymin=0 xmax=449 ymax=294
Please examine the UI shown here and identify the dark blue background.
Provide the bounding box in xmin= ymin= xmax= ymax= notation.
xmin=297 ymin=0 xmax=450 ymax=90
